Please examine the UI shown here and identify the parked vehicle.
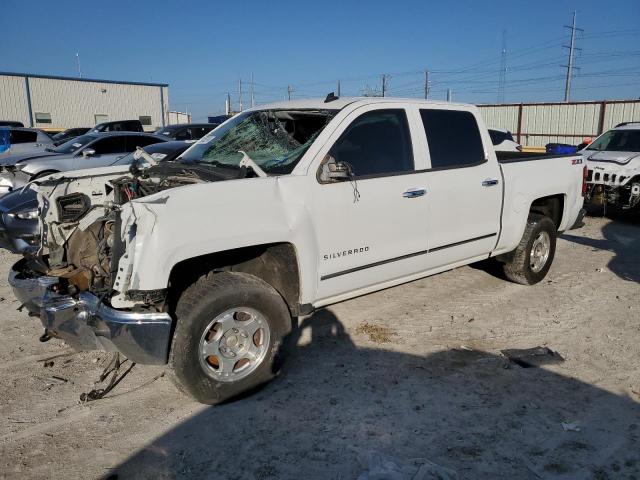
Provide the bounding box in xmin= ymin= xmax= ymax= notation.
xmin=0 ymin=121 xmax=25 ymax=128
xmin=10 ymin=97 xmax=585 ymax=404
xmin=155 ymin=123 xmax=219 ymax=141
xmin=0 ymin=141 xmax=190 ymax=254
xmin=0 ymin=132 xmax=167 ymax=196
xmin=488 ymin=128 xmax=522 ymax=152
xmin=51 ymin=127 xmax=91 ymax=146
xmin=91 ymin=119 xmax=144 ymax=133
xmin=0 ymin=128 xmax=53 ymax=158
xmin=583 ymin=122 xmax=640 ymax=214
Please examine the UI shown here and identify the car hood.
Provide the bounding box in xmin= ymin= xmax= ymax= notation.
xmin=0 ymin=188 xmax=37 ymax=213
xmin=0 ymin=151 xmax=59 ymax=167
xmin=583 ymin=150 xmax=640 ymax=165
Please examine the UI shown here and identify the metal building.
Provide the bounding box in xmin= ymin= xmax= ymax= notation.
xmin=478 ymin=99 xmax=640 ymax=147
xmin=0 ymin=72 xmax=169 ymax=131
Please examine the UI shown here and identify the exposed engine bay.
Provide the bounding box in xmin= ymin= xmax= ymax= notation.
xmin=22 ymin=107 xmax=336 ymax=309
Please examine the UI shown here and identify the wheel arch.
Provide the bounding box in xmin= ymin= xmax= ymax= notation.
xmin=168 ymin=242 xmax=303 ymax=316
xmin=529 ymin=193 xmax=565 ymax=230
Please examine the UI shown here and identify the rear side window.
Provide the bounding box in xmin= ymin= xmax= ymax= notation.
xmin=420 ymin=109 xmax=485 ymax=169
xmin=329 ymin=109 xmax=413 ymax=178
xmin=125 ymin=136 xmax=162 ymax=150
xmin=9 ymin=130 xmax=37 ymax=144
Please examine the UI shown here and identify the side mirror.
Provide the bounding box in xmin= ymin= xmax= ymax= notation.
xmin=319 ymin=155 xmax=352 ymax=182
xmin=81 ymin=148 xmax=96 ymax=158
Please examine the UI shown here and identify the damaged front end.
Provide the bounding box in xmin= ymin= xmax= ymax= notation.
xmin=9 ymin=163 xmax=208 ymax=364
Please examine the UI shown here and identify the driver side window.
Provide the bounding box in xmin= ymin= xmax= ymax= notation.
xmin=329 ymin=109 xmax=414 ymax=178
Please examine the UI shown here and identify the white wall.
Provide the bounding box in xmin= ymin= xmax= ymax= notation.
xmin=0 ymin=74 xmax=168 ymax=131
xmin=478 ymin=100 xmax=640 ymax=147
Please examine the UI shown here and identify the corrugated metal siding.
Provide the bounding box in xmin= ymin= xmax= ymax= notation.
xmin=478 ymin=105 xmax=519 ymax=133
xmin=28 ymin=77 xmax=165 ymax=129
xmin=0 ymin=75 xmax=30 ymax=126
xmin=478 ymin=101 xmax=640 ymax=147
xmin=167 ymin=111 xmax=191 ymax=124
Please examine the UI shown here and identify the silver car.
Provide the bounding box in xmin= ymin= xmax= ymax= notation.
xmin=0 ymin=128 xmax=53 ymax=158
xmin=0 ymin=132 xmax=167 ymax=196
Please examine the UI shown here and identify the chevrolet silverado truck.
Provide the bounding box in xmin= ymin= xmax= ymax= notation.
xmin=9 ymin=97 xmax=586 ymax=404
xmin=582 ymin=122 xmax=640 ymax=215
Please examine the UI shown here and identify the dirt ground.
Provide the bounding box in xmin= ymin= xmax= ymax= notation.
xmin=0 ymin=215 xmax=638 ymax=480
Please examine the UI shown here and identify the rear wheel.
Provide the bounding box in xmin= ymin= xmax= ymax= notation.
xmin=502 ymin=214 xmax=557 ymax=285
xmin=168 ymin=271 xmax=291 ymax=404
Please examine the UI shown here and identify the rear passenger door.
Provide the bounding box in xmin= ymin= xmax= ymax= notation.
xmin=418 ymin=108 xmax=502 ymax=269
xmin=310 ymin=105 xmax=432 ymax=301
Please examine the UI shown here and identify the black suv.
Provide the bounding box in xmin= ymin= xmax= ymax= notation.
xmin=155 ymin=123 xmax=218 ymax=141
xmin=92 ymin=120 xmax=144 ymax=133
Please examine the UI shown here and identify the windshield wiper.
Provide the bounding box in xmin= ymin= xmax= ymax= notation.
xmin=238 ymin=151 xmax=267 ymax=178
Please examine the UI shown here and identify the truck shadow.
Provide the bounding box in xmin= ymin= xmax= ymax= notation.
xmin=110 ymin=309 xmax=640 ymax=479
xmin=562 ymin=219 xmax=640 ymax=283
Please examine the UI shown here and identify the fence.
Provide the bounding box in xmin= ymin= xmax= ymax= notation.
xmin=478 ymin=100 xmax=640 ymax=147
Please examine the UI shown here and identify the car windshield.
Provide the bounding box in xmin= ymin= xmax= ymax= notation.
xmin=180 ymin=109 xmax=337 ymax=174
xmin=586 ymin=129 xmax=640 ymax=152
xmin=50 ymin=134 xmax=96 ymax=154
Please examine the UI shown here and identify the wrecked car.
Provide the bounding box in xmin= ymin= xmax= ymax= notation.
xmin=10 ymin=97 xmax=586 ymax=404
xmin=583 ymin=122 xmax=640 ymax=215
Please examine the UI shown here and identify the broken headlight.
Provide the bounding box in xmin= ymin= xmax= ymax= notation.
xmin=56 ymin=192 xmax=91 ymax=222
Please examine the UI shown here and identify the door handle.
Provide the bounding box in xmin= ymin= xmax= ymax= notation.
xmin=482 ymin=179 xmax=499 ymax=187
xmin=403 ymin=188 xmax=427 ymax=198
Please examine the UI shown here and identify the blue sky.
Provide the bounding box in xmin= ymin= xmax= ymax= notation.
xmin=1 ymin=0 xmax=639 ymax=120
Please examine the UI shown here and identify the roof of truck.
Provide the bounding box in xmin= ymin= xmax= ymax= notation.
xmin=255 ymin=97 xmax=474 ymax=111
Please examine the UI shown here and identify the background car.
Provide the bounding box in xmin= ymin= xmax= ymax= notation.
xmin=91 ymin=119 xmax=144 ymax=133
xmin=488 ymin=128 xmax=522 ymax=152
xmin=0 ymin=132 xmax=167 ymax=196
xmin=155 ymin=123 xmax=219 ymax=141
xmin=0 ymin=128 xmax=53 ymax=158
xmin=51 ymin=127 xmax=91 ymax=146
xmin=0 ymin=141 xmax=190 ymax=254
xmin=0 ymin=121 xmax=24 ymax=127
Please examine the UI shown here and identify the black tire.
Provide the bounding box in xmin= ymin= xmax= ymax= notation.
xmin=502 ymin=213 xmax=557 ymax=285
xmin=168 ymin=271 xmax=291 ymax=404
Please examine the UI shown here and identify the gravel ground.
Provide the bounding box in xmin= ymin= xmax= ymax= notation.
xmin=0 ymin=215 xmax=638 ymax=480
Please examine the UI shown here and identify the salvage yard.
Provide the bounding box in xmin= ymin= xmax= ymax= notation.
xmin=0 ymin=215 xmax=638 ymax=479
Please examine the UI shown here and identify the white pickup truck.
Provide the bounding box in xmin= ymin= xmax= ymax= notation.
xmin=10 ymin=97 xmax=586 ymax=404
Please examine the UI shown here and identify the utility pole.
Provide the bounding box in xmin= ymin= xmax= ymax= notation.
xmin=250 ymin=73 xmax=255 ymax=108
xmin=446 ymin=88 xmax=452 ymax=102
xmin=337 ymin=80 xmax=341 ymax=97
xmin=238 ymin=79 xmax=243 ymax=112
xmin=76 ymin=53 xmax=82 ymax=78
xmin=563 ymin=10 xmax=583 ymax=102
xmin=424 ymin=70 xmax=429 ymax=99
xmin=225 ymin=92 xmax=231 ymax=116
xmin=381 ymin=74 xmax=389 ymax=97
xmin=498 ymin=30 xmax=507 ymax=103
xmin=287 ymin=85 xmax=294 ymax=100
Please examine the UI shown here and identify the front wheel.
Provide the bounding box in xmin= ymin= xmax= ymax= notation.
xmin=502 ymin=214 xmax=557 ymax=285
xmin=168 ymin=271 xmax=292 ymax=404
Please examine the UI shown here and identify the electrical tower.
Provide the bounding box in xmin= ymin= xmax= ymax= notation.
xmin=563 ymin=11 xmax=583 ymax=102
xmin=498 ymin=30 xmax=507 ymax=103
xmin=424 ymin=70 xmax=430 ymax=99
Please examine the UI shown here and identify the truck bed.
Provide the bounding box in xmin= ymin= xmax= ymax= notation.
xmin=496 ymin=151 xmax=577 ymax=163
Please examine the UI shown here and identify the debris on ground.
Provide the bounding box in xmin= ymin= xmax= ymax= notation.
xmin=356 ymin=451 xmax=458 ymax=480
xmin=500 ymin=347 xmax=564 ymax=368
xmin=356 ymin=322 xmax=397 ymax=343
xmin=561 ymin=421 xmax=582 ymax=432
xmin=80 ymin=353 xmax=136 ymax=402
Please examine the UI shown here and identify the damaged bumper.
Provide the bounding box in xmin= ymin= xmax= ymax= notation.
xmin=9 ymin=261 xmax=172 ymax=365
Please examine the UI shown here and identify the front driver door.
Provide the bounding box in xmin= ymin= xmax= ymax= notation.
xmin=310 ymin=105 xmax=432 ymax=302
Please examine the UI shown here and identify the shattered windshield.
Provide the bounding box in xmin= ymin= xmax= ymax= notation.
xmin=586 ymin=129 xmax=640 ymax=152
xmin=180 ymin=109 xmax=337 ymax=174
